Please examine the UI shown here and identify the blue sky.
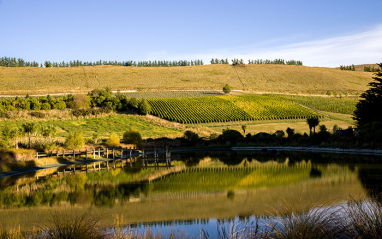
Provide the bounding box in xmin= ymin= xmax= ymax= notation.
xmin=1 ymin=0 xmax=381 ymax=67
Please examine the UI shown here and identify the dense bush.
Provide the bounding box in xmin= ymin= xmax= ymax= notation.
xmin=71 ymin=107 xmax=111 ymax=117
xmin=29 ymin=111 xmax=46 ymax=118
xmin=106 ymin=133 xmax=120 ymax=147
xmin=138 ymin=99 xmax=151 ymax=115
xmin=184 ymin=130 xmax=199 ymax=144
xmin=218 ymin=129 xmax=243 ymax=145
xmin=223 ymin=84 xmax=231 ymax=94
xmin=67 ymin=94 xmax=90 ymax=109
xmin=123 ymin=129 xmax=142 ymax=147
xmin=65 ymin=132 xmax=85 ymax=149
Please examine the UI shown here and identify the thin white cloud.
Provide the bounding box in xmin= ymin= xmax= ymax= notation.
xmin=165 ymin=25 xmax=382 ymax=67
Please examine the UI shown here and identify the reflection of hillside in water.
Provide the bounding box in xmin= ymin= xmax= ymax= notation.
xmin=1 ymin=152 xmax=377 ymax=207
xmin=0 ymin=152 xmax=381 ymax=227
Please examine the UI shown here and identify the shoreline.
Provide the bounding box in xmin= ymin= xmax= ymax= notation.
xmin=231 ymin=146 xmax=382 ymax=156
xmin=1 ymin=145 xmax=382 ymax=179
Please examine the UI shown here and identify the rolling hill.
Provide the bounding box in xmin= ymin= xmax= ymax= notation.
xmin=0 ymin=64 xmax=374 ymax=95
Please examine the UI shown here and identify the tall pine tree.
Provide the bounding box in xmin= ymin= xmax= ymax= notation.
xmin=353 ymin=63 xmax=382 ymax=127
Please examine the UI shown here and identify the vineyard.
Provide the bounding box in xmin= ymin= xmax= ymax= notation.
xmin=152 ymin=166 xmax=310 ymax=193
xmin=122 ymin=90 xmax=223 ymax=99
xmin=148 ymin=95 xmax=322 ymax=124
xmin=148 ymin=97 xmax=252 ymax=123
xmin=273 ymin=94 xmax=358 ymax=114
xmin=151 ymin=161 xmax=355 ymax=193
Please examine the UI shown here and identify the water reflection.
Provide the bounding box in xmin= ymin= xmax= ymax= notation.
xmin=0 ymin=151 xmax=381 ymax=234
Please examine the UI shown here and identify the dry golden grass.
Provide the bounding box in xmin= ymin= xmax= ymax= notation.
xmin=0 ymin=64 xmax=373 ymax=95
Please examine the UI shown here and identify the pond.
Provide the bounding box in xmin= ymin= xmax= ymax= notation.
xmin=0 ymin=150 xmax=381 ymax=238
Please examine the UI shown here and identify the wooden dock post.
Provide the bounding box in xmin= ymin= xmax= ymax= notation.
xmin=73 ymin=150 xmax=75 ymax=159
xmin=93 ymin=149 xmax=95 ymax=159
xmin=36 ymin=152 xmax=39 ymax=160
xmin=125 ymin=147 xmax=129 ymax=164
xmin=106 ymin=148 xmax=109 ymax=158
xmin=85 ymin=149 xmax=88 ymax=160
xmin=98 ymin=148 xmax=101 ymax=158
xmin=166 ymin=146 xmax=171 ymax=167
xmin=113 ymin=148 xmax=116 ymax=169
xmin=154 ymin=147 xmax=158 ymax=168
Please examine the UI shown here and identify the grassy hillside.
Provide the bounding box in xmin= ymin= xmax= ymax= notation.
xmin=0 ymin=64 xmax=373 ymax=95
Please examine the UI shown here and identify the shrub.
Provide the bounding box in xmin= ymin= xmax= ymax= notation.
xmin=68 ymin=94 xmax=90 ymax=109
xmin=33 ymin=141 xmax=56 ymax=152
xmin=41 ymin=102 xmax=51 ymax=110
xmin=219 ymin=129 xmax=243 ymax=144
xmin=31 ymin=101 xmax=41 ymax=110
xmin=123 ymin=129 xmax=142 ymax=147
xmin=29 ymin=111 xmax=46 ymax=118
xmin=275 ymin=130 xmax=285 ymax=138
xmin=65 ymin=132 xmax=85 ymax=149
xmin=223 ymin=84 xmax=231 ymax=94
xmin=184 ymin=130 xmax=199 ymax=144
xmin=286 ymin=127 xmax=295 ymax=138
xmin=138 ymin=99 xmax=151 ymax=115
xmin=53 ymin=100 xmax=67 ymax=110
xmin=128 ymin=97 xmax=139 ymax=109
xmin=106 ymin=133 xmax=120 ymax=147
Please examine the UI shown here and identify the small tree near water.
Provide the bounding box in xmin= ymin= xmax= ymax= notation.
xmin=307 ymin=117 xmax=320 ymax=135
xmin=106 ymin=133 xmax=120 ymax=147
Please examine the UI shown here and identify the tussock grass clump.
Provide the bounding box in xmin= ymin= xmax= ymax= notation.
xmin=344 ymin=198 xmax=382 ymax=238
xmin=263 ymin=206 xmax=343 ymax=239
xmin=44 ymin=211 xmax=104 ymax=239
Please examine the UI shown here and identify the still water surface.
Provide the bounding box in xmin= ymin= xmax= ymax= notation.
xmin=1 ymin=150 xmax=381 ymax=237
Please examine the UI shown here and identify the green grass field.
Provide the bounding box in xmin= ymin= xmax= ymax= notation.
xmin=0 ymin=64 xmax=373 ymax=95
xmin=0 ymin=114 xmax=185 ymax=140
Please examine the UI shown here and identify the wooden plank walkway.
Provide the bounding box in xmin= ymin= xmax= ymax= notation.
xmin=1 ymin=147 xmax=173 ymax=179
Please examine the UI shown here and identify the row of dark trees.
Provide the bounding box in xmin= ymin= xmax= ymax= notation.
xmin=0 ymin=87 xmax=151 ymax=117
xmin=247 ymin=59 xmax=303 ymax=65
xmin=340 ymin=65 xmax=356 ymax=71
xmin=364 ymin=66 xmax=381 ymax=72
xmin=0 ymin=57 xmax=204 ymax=68
xmin=0 ymin=95 xmax=69 ymax=112
xmin=340 ymin=64 xmax=381 ymax=72
xmin=0 ymin=57 xmax=40 ymax=67
xmin=210 ymin=58 xmax=303 ymax=66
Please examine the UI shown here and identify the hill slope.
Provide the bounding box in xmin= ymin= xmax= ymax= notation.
xmin=0 ymin=64 xmax=373 ymax=95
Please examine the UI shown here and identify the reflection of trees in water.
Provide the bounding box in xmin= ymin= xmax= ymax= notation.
xmin=310 ymin=166 xmax=322 ymax=178
xmin=0 ymin=171 xmax=37 ymax=189
xmin=358 ymin=168 xmax=382 ymax=200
